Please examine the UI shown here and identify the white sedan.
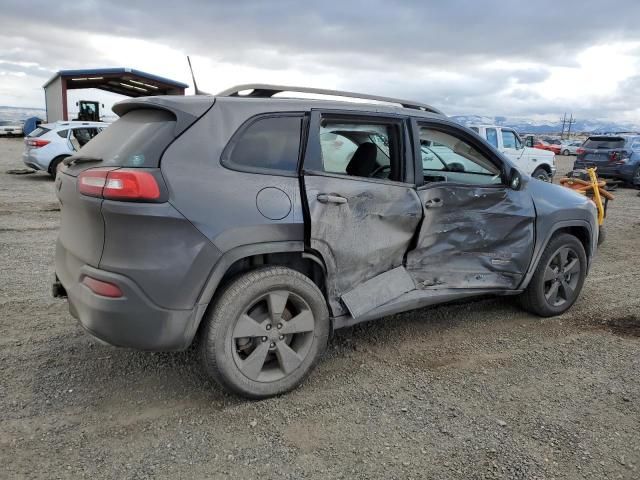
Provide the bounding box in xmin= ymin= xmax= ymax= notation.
xmin=0 ymin=121 xmax=24 ymax=137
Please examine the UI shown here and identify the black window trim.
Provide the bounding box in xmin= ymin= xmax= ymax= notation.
xmin=410 ymin=118 xmax=509 ymax=189
xmin=302 ymin=109 xmax=415 ymax=186
xmin=220 ymin=112 xmax=307 ymax=178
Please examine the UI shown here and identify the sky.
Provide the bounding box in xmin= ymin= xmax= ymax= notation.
xmin=1 ymin=0 xmax=640 ymax=124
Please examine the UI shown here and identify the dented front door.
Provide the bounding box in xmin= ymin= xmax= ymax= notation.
xmin=406 ymin=185 xmax=535 ymax=290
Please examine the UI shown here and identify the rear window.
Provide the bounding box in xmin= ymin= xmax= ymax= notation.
xmin=28 ymin=127 xmax=50 ymax=138
xmin=583 ymin=137 xmax=626 ymax=149
xmin=223 ymin=115 xmax=302 ymax=174
xmin=71 ymin=109 xmax=176 ymax=167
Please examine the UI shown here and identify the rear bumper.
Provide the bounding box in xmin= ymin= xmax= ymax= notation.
xmin=22 ymin=150 xmax=46 ymax=171
xmin=573 ymin=161 xmax=636 ymax=182
xmin=55 ymin=243 xmax=201 ymax=351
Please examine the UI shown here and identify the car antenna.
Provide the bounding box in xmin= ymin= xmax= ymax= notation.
xmin=187 ymin=56 xmax=211 ymax=95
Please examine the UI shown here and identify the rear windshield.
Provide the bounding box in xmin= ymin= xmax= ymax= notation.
xmin=72 ymin=109 xmax=176 ymax=167
xmin=583 ymin=137 xmax=626 ymax=149
xmin=28 ymin=127 xmax=51 ymax=137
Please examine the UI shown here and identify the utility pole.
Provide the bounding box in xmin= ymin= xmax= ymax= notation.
xmin=560 ymin=112 xmax=567 ymax=139
xmin=566 ymin=113 xmax=576 ymax=139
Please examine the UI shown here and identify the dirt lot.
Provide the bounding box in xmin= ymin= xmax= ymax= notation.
xmin=1 ymin=137 xmax=639 ymax=479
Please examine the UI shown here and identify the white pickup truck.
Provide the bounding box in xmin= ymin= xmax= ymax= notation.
xmin=469 ymin=125 xmax=556 ymax=182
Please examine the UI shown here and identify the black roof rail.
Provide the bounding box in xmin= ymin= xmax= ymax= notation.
xmin=216 ymin=84 xmax=444 ymax=115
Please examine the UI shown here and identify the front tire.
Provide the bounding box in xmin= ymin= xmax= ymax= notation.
xmin=519 ymin=233 xmax=587 ymax=317
xmin=532 ymin=167 xmax=551 ymax=182
xmin=200 ymin=266 xmax=330 ymax=399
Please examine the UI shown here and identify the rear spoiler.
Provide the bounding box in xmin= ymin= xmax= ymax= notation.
xmin=112 ymin=96 xmax=215 ymax=136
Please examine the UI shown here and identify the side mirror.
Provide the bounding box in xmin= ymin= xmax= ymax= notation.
xmin=510 ymin=169 xmax=522 ymax=190
xmin=525 ymin=138 xmax=534 ymax=148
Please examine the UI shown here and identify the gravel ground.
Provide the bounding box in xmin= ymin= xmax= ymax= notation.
xmin=1 ymin=137 xmax=639 ymax=479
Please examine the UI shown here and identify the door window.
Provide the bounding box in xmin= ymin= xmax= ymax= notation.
xmin=70 ymin=128 xmax=99 ymax=150
xmin=319 ymin=119 xmax=401 ymax=181
xmin=502 ymin=130 xmax=518 ymax=149
xmin=486 ymin=128 xmax=498 ymax=148
xmin=419 ymin=126 xmax=502 ymax=185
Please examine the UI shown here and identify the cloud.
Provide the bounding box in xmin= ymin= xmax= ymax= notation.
xmin=1 ymin=0 xmax=639 ymax=122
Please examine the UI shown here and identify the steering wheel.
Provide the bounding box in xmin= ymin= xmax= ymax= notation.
xmin=369 ymin=164 xmax=391 ymax=178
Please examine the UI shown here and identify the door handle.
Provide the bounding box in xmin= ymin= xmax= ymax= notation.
xmin=317 ymin=193 xmax=347 ymax=204
xmin=425 ymin=198 xmax=443 ymax=209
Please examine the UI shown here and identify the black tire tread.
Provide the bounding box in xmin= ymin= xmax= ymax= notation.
xmin=519 ymin=233 xmax=587 ymax=317
xmin=200 ymin=266 xmax=329 ymax=399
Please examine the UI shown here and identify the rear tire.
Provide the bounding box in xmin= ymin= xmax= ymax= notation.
xmin=48 ymin=156 xmax=69 ymax=178
xmin=532 ymin=167 xmax=550 ymax=182
xmin=562 ymin=149 xmax=570 ymax=156
xmin=519 ymin=233 xmax=587 ymax=317
xmin=200 ymin=266 xmax=330 ymax=399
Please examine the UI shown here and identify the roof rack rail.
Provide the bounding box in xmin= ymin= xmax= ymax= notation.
xmin=216 ymin=84 xmax=443 ymax=115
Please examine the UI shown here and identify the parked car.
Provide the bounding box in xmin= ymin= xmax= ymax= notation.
xmin=53 ymin=85 xmax=599 ymax=398
xmin=574 ymin=134 xmax=640 ymax=187
xmin=22 ymin=121 xmax=108 ymax=176
xmin=528 ymin=138 xmax=561 ymax=155
xmin=469 ymin=125 xmax=556 ymax=181
xmin=0 ymin=120 xmax=24 ymax=137
xmin=561 ymin=141 xmax=583 ymax=156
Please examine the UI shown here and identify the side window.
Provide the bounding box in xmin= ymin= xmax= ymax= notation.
xmin=486 ymin=128 xmax=498 ymax=148
xmin=418 ymin=125 xmax=502 ymax=185
xmin=631 ymin=138 xmax=640 ymax=150
xmin=226 ymin=116 xmax=302 ymax=173
xmin=57 ymin=129 xmax=69 ymax=139
xmin=319 ymin=118 xmax=401 ymax=181
xmin=502 ymin=130 xmax=517 ymax=149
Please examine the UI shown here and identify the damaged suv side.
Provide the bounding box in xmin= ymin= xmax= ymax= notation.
xmin=54 ymin=85 xmax=599 ymax=398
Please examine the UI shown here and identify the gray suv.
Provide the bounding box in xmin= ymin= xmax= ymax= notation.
xmin=54 ymin=85 xmax=599 ymax=398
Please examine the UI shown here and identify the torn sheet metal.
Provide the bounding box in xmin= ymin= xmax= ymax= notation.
xmin=304 ymin=175 xmax=422 ymax=316
xmin=406 ymin=185 xmax=535 ymax=290
xmin=341 ymin=266 xmax=416 ymax=319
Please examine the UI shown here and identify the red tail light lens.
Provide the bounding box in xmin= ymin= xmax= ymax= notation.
xmin=576 ymin=147 xmax=585 ymax=155
xmin=81 ymin=275 xmax=123 ymax=298
xmin=78 ymin=168 xmax=161 ymax=201
xmin=26 ymin=138 xmax=50 ymax=148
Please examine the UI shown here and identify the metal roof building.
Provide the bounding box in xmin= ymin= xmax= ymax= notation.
xmin=42 ymin=68 xmax=188 ymax=122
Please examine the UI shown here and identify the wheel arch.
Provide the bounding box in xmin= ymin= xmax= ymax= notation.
xmin=48 ymin=154 xmax=71 ymax=175
xmin=185 ymin=242 xmax=329 ymax=345
xmin=520 ymin=220 xmax=594 ymax=290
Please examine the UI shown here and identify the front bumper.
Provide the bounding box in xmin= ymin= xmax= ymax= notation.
xmin=55 ymin=244 xmax=200 ymax=351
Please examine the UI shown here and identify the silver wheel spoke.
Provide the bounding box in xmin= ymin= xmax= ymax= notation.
xmin=543 ymin=266 xmax=556 ymax=282
xmin=558 ymin=248 xmax=569 ymax=267
xmin=565 ymin=258 xmax=580 ymax=275
xmin=267 ymin=291 xmax=289 ymax=323
xmin=545 ymin=280 xmax=560 ymax=303
xmin=280 ymin=309 xmax=314 ymax=335
xmin=560 ymin=279 xmax=575 ymax=299
xmin=239 ymin=341 xmax=270 ymax=379
xmin=275 ymin=341 xmax=303 ymax=374
xmin=233 ymin=314 xmax=265 ymax=339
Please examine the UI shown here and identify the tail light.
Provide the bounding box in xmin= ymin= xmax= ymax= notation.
xmin=26 ymin=138 xmax=50 ymax=148
xmin=78 ymin=168 xmax=161 ymax=201
xmin=81 ymin=275 xmax=123 ymax=298
xmin=612 ymin=150 xmax=630 ymax=165
xmin=576 ymin=147 xmax=585 ymax=155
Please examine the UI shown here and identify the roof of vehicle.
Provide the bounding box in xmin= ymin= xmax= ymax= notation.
xmin=39 ymin=121 xmax=109 ymax=130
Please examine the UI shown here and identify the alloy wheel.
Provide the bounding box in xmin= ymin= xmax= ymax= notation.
xmin=543 ymin=246 xmax=581 ymax=307
xmin=231 ymin=290 xmax=316 ymax=382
